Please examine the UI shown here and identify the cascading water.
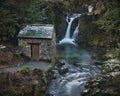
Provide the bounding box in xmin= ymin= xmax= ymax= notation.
xmin=59 ymin=14 xmax=81 ymax=45
xmin=47 ymin=14 xmax=101 ymax=96
xmin=72 ymin=23 xmax=79 ymax=39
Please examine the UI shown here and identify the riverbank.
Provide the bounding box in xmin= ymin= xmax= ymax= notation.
xmin=81 ymin=49 xmax=120 ymax=96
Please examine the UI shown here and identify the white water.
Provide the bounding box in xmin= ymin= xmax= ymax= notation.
xmin=59 ymin=14 xmax=81 ymax=45
xmin=65 ymin=17 xmax=75 ymax=38
xmin=47 ymin=14 xmax=101 ymax=96
xmin=47 ymin=58 xmax=100 ymax=96
xmin=72 ymin=23 xmax=79 ymax=39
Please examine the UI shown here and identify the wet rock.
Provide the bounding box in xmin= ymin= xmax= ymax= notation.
xmin=104 ymin=59 xmax=120 ymax=64
xmin=103 ymin=54 xmax=113 ymax=60
xmin=81 ymin=47 xmax=120 ymax=96
xmin=82 ymin=75 xmax=120 ymax=96
xmin=104 ymin=49 xmax=120 ymax=60
xmin=94 ymin=60 xmax=104 ymax=65
xmin=82 ymin=56 xmax=120 ymax=96
xmin=81 ymin=89 xmax=90 ymax=96
xmin=55 ymin=61 xmax=69 ymax=74
xmin=57 ymin=61 xmax=65 ymax=67
xmin=68 ymin=58 xmax=79 ymax=66
xmin=102 ymin=59 xmax=120 ymax=74
xmin=58 ymin=66 xmax=68 ymax=74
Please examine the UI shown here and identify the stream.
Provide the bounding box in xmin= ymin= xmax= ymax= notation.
xmin=47 ymin=14 xmax=101 ymax=96
xmin=47 ymin=44 xmax=101 ymax=96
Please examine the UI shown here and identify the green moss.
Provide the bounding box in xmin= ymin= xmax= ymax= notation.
xmin=21 ymin=67 xmax=31 ymax=74
xmin=14 ymin=50 xmax=21 ymax=56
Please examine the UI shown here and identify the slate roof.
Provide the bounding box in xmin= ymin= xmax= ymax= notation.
xmin=18 ymin=24 xmax=54 ymax=39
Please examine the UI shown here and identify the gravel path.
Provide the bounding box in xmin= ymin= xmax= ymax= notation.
xmin=0 ymin=61 xmax=52 ymax=73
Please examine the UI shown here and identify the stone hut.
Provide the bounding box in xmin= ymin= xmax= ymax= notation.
xmin=18 ymin=24 xmax=56 ymax=64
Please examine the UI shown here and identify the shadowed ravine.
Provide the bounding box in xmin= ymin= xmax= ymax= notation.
xmin=47 ymin=14 xmax=101 ymax=96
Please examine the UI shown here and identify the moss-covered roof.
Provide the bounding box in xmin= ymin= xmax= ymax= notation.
xmin=18 ymin=24 xmax=54 ymax=39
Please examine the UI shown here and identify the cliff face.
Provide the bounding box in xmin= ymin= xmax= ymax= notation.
xmin=94 ymin=0 xmax=105 ymax=15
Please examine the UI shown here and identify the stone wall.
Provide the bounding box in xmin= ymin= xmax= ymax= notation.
xmin=18 ymin=39 xmax=31 ymax=57
xmin=51 ymin=30 xmax=56 ymax=64
xmin=18 ymin=33 xmax=56 ymax=64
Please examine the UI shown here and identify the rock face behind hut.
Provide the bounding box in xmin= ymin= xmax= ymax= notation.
xmin=18 ymin=24 xmax=56 ymax=64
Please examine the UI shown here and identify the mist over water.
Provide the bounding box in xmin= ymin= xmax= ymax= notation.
xmin=57 ymin=44 xmax=91 ymax=63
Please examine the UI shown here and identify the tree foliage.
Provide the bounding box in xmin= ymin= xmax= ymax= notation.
xmin=0 ymin=0 xmax=120 ymax=48
xmin=27 ymin=0 xmax=54 ymax=24
xmin=96 ymin=0 xmax=120 ymax=32
xmin=0 ymin=0 xmax=34 ymax=42
xmin=0 ymin=0 xmax=54 ymax=42
xmin=0 ymin=0 xmax=20 ymax=41
xmin=96 ymin=0 xmax=120 ymax=47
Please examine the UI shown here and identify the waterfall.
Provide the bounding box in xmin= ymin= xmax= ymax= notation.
xmin=72 ymin=23 xmax=79 ymax=39
xmin=59 ymin=14 xmax=81 ymax=45
xmin=65 ymin=17 xmax=75 ymax=38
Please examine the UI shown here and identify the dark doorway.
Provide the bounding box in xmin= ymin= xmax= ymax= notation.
xmin=31 ymin=44 xmax=39 ymax=61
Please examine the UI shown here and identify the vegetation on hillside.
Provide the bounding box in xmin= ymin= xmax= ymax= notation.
xmin=96 ymin=0 xmax=120 ymax=47
xmin=0 ymin=0 xmax=119 ymax=49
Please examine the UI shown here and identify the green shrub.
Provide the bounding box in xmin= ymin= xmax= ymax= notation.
xmin=21 ymin=67 xmax=31 ymax=74
xmin=14 ymin=50 xmax=21 ymax=56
